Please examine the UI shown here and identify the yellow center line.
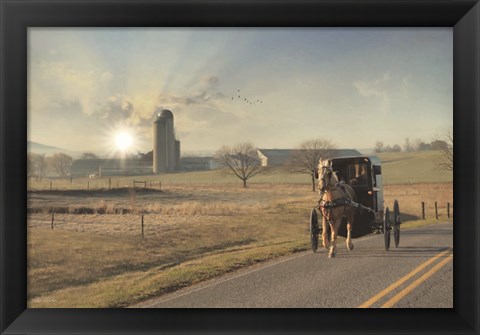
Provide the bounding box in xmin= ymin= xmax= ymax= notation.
xmin=381 ymin=254 xmax=453 ymax=308
xmin=358 ymin=248 xmax=452 ymax=308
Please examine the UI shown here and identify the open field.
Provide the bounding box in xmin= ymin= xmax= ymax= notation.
xmin=377 ymin=151 xmax=453 ymax=184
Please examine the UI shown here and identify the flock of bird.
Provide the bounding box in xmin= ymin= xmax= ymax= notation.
xmin=231 ymin=89 xmax=263 ymax=105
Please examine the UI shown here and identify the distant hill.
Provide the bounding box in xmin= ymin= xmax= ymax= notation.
xmin=28 ymin=141 xmax=80 ymax=158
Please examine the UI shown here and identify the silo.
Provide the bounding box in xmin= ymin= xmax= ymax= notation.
xmin=153 ymin=109 xmax=175 ymax=173
xmin=174 ymin=139 xmax=181 ymax=171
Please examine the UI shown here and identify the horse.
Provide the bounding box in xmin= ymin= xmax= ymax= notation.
xmin=317 ymin=159 xmax=357 ymax=258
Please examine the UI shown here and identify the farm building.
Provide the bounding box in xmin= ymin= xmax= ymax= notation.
xmin=70 ymin=159 xmax=152 ymax=177
xmin=256 ymin=149 xmax=362 ymax=167
xmin=179 ymin=157 xmax=221 ymax=171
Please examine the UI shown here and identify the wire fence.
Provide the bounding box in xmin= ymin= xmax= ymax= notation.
xmin=28 ymin=178 xmax=166 ymax=191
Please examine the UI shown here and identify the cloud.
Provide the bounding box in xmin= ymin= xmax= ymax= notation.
xmin=30 ymin=60 xmax=107 ymax=116
xmin=49 ymin=99 xmax=83 ymax=116
xmin=202 ymin=75 xmax=219 ymax=88
xmin=354 ymin=72 xmax=390 ymax=98
xmin=158 ymin=75 xmax=225 ymax=108
xmin=353 ymin=72 xmax=391 ymax=113
xmin=30 ymin=61 xmax=238 ymax=150
xmin=158 ymin=91 xmax=225 ymax=107
xmin=146 ymin=75 xmax=244 ymax=140
xmin=94 ymin=94 xmax=134 ymax=124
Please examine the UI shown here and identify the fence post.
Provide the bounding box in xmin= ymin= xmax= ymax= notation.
xmin=109 ymin=178 xmax=111 ymax=190
xmin=435 ymin=202 xmax=438 ymax=220
xmin=160 ymin=181 xmax=162 ymax=191
xmin=144 ymin=181 xmax=147 ymax=188
xmin=421 ymin=202 xmax=425 ymax=219
xmin=141 ymin=214 xmax=144 ymax=239
xmin=50 ymin=181 xmax=52 ymax=190
xmin=447 ymin=203 xmax=450 ymax=218
xmin=51 ymin=210 xmax=55 ymax=230
xmin=87 ymin=181 xmax=89 ymax=190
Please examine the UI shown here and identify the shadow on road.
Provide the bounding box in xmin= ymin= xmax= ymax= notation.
xmin=336 ymin=246 xmax=452 ymax=259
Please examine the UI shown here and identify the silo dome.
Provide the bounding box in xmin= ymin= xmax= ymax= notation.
xmin=154 ymin=109 xmax=173 ymax=122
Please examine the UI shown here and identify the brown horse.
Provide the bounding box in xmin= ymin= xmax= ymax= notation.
xmin=318 ymin=159 xmax=356 ymax=258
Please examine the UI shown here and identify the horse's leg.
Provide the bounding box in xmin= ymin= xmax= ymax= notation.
xmin=345 ymin=209 xmax=353 ymax=251
xmin=328 ymin=221 xmax=338 ymax=258
xmin=322 ymin=217 xmax=329 ymax=249
xmin=346 ymin=224 xmax=353 ymax=250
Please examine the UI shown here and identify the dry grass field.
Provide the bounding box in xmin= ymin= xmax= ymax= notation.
xmin=28 ymin=183 xmax=316 ymax=307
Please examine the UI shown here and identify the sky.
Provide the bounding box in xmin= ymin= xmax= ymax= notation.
xmin=28 ymin=28 xmax=452 ymax=156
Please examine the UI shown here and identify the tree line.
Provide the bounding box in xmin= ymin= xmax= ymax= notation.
xmin=374 ymin=137 xmax=450 ymax=154
xmin=28 ymin=152 xmax=99 ymax=178
xmin=28 ymin=153 xmax=73 ymax=178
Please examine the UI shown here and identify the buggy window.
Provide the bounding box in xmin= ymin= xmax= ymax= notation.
xmin=348 ymin=164 xmax=368 ymax=187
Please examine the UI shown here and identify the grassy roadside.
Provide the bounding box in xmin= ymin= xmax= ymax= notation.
xmin=400 ymin=217 xmax=453 ymax=230
xmin=30 ymin=238 xmax=308 ymax=308
xmin=29 ymin=217 xmax=452 ymax=308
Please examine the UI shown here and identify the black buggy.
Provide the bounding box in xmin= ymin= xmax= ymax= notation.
xmin=310 ymin=156 xmax=401 ymax=252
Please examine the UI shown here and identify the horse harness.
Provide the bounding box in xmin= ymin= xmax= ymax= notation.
xmin=318 ymin=182 xmax=353 ymax=224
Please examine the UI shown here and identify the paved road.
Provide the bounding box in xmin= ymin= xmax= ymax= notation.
xmin=138 ymin=222 xmax=453 ymax=308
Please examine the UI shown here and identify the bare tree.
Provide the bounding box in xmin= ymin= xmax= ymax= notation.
xmin=287 ymin=138 xmax=336 ymax=192
xmin=47 ymin=153 xmax=73 ymax=177
xmin=404 ymin=137 xmax=414 ymax=152
xmin=27 ymin=154 xmax=36 ymax=178
xmin=28 ymin=153 xmax=48 ymax=179
xmin=432 ymin=128 xmax=453 ymax=171
xmin=374 ymin=141 xmax=384 ymax=153
xmin=214 ymin=143 xmax=264 ymax=188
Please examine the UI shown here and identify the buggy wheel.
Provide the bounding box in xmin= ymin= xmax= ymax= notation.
xmin=393 ymin=200 xmax=401 ymax=248
xmin=310 ymin=208 xmax=320 ymax=253
xmin=384 ymin=207 xmax=391 ymax=251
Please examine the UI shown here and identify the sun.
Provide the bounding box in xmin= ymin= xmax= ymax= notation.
xmin=114 ymin=131 xmax=133 ymax=152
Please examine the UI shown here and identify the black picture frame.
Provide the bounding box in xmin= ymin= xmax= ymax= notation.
xmin=1 ymin=0 xmax=479 ymax=334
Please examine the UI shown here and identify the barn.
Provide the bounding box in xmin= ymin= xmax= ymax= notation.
xmin=256 ymin=149 xmax=362 ymax=167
